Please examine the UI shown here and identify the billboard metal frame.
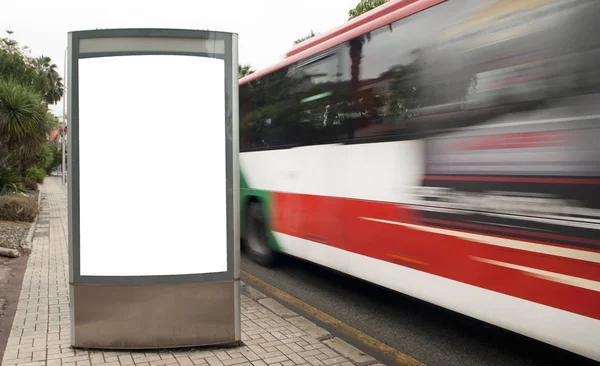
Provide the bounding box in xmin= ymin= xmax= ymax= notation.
xmin=67 ymin=28 xmax=240 ymax=349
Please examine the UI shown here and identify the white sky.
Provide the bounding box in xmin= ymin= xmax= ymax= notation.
xmin=2 ymin=0 xmax=359 ymax=115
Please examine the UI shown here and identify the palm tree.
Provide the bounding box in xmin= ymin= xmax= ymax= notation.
xmin=45 ymin=75 xmax=64 ymax=105
xmin=347 ymin=33 xmax=372 ymax=116
xmin=346 ymin=0 xmax=388 ymax=93
xmin=35 ymin=55 xmax=64 ymax=105
xmin=0 ymin=79 xmax=53 ymax=176
xmin=348 ymin=0 xmax=389 ymax=20
xmin=294 ymin=30 xmax=316 ymax=45
xmin=239 ymin=64 xmax=255 ymax=79
xmin=2 ymin=29 xmax=17 ymax=48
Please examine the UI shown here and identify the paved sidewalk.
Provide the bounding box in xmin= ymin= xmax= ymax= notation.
xmin=1 ymin=177 xmax=383 ymax=366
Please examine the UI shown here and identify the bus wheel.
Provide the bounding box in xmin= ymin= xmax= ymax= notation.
xmin=246 ymin=202 xmax=276 ymax=266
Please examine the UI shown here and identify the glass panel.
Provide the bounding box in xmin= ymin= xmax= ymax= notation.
xmin=240 ymin=0 xmax=600 ymax=150
xmin=78 ymin=55 xmax=227 ymax=276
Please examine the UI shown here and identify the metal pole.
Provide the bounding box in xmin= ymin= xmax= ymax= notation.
xmin=61 ymin=121 xmax=66 ymax=185
xmin=62 ymin=46 xmax=67 ymax=186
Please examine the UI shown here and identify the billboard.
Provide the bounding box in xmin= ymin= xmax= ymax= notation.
xmin=67 ymin=28 xmax=239 ymax=349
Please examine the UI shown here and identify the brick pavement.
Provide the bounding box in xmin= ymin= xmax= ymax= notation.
xmin=0 ymin=177 xmax=383 ymax=366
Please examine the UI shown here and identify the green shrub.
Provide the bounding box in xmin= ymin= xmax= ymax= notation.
xmin=49 ymin=144 xmax=62 ymax=174
xmin=36 ymin=143 xmax=55 ymax=173
xmin=0 ymin=153 xmax=23 ymax=195
xmin=23 ymin=178 xmax=38 ymax=191
xmin=36 ymin=143 xmax=62 ymax=174
xmin=0 ymin=168 xmax=23 ymax=195
xmin=25 ymin=166 xmax=45 ymax=183
xmin=0 ymin=195 xmax=38 ymax=222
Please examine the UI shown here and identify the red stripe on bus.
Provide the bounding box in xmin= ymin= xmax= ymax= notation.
xmin=424 ymin=175 xmax=600 ymax=185
xmin=270 ymin=191 xmax=600 ymax=320
xmin=420 ymin=217 xmax=600 ymax=247
xmin=455 ymin=130 xmax=573 ymax=150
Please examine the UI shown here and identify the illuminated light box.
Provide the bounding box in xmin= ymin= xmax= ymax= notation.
xmin=78 ymin=55 xmax=226 ymax=276
xmin=67 ymin=29 xmax=240 ymax=349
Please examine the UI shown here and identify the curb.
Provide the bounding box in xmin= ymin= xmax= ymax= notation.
xmin=20 ymin=186 xmax=42 ymax=255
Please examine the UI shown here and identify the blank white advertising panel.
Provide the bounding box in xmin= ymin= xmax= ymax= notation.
xmin=78 ymin=55 xmax=227 ymax=276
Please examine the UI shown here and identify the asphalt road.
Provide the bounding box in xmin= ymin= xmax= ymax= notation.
xmin=241 ymin=253 xmax=598 ymax=366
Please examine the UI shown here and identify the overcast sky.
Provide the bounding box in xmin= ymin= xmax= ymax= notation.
xmin=2 ymin=0 xmax=358 ymax=115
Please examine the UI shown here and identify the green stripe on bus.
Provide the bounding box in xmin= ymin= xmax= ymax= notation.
xmin=301 ymin=91 xmax=332 ymax=103
xmin=239 ymin=169 xmax=282 ymax=251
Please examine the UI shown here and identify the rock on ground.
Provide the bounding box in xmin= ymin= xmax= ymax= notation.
xmin=0 ymin=222 xmax=31 ymax=250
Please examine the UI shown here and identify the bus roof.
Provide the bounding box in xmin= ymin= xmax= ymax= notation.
xmin=239 ymin=0 xmax=443 ymax=86
xmin=286 ymin=0 xmax=420 ymax=58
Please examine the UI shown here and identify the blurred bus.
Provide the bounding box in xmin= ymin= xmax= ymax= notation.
xmin=239 ymin=0 xmax=600 ymax=360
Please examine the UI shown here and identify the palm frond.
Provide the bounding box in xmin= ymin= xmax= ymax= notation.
xmin=0 ymin=78 xmax=48 ymax=144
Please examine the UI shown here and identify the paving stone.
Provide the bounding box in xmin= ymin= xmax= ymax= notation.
xmin=241 ymin=286 xmax=268 ymax=301
xmin=322 ymin=338 xmax=376 ymax=365
xmin=285 ymin=317 xmax=330 ymax=340
xmin=257 ymin=299 xmax=298 ymax=319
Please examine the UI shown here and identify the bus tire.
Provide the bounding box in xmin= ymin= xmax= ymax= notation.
xmin=245 ymin=202 xmax=277 ymax=266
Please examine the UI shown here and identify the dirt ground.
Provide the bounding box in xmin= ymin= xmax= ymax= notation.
xmin=0 ymin=253 xmax=29 ymax=362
